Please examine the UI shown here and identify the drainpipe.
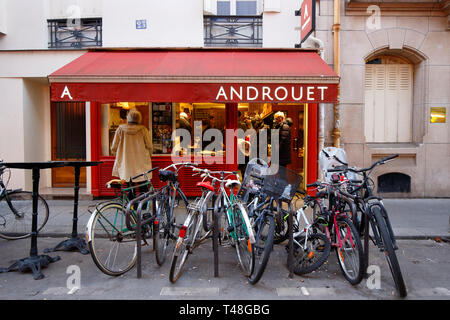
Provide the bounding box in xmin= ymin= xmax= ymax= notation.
xmin=308 ymin=35 xmax=326 ymax=179
xmin=332 ymin=0 xmax=341 ymax=147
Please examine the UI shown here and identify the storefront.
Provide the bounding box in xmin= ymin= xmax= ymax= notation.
xmin=48 ymin=49 xmax=339 ymax=197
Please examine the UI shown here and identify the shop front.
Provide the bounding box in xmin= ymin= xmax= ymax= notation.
xmin=49 ymin=49 xmax=339 ymax=197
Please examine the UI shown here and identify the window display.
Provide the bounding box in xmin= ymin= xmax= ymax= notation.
xmin=100 ymin=102 xmax=150 ymax=157
xmin=152 ymin=103 xmax=174 ymax=154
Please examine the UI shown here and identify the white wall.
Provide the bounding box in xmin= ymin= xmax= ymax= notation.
xmin=0 ymin=0 xmax=7 ymax=34
xmin=263 ymin=0 xmax=300 ymax=48
xmin=0 ymin=50 xmax=85 ymax=77
xmin=0 ymin=78 xmax=26 ymax=190
xmin=102 ymin=0 xmax=204 ymax=47
xmin=0 ymin=0 xmax=47 ymax=50
xmin=22 ymin=78 xmax=51 ymax=190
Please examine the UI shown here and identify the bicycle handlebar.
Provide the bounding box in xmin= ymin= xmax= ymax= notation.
xmin=326 ymin=154 xmax=399 ymax=174
xmin=131 ymin=167 xmax=159 ymax=181
xmin=162 ymin=162 xmax=199 ymax=172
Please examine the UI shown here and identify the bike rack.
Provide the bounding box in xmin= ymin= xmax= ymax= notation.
xmin=212 ymin=195 xmax=222 ymax=278
xmin=126 ymin=191 xmax=160 ymax=278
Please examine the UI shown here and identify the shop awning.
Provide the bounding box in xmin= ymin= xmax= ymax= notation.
xmin=49 ymin=49 xmax=339 ymax=103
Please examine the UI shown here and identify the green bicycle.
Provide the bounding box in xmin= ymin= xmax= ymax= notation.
xmin=86 ymin=167 xmax=158 ymax=276
xmin=211 ymin=169 xmax=255 ymax=277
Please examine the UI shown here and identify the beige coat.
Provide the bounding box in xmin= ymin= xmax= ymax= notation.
xmin=111 ymin=123 xmax=153 ymax=181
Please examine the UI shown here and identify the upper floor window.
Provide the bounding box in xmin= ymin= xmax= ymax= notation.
xmin=217 ymin=0 xmax=259 ymax=15
xmin=204 ymin=0 xmax=262 ymax=47
xmin=48 ymin=18 xmax=102 ymax=49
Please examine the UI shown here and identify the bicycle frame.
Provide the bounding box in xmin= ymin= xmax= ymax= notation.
xmin=291 ymin=205 xmax=315 ymax=251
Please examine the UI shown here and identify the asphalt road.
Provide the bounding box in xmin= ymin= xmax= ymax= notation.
xmin=0 ymin=236 xmax=448 ymax=301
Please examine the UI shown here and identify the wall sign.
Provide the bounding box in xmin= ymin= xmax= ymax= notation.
xmin=51 ymin=82 xmax=338 ymax=103
xmin=295 ymin=0 xmax=316 ymax=46
xmin=136 ymin=19 xmax=147 ymax=29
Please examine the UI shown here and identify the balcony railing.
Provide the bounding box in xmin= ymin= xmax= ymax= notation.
xmin=48 ymin=18 xmax=102 ymax=49
xmin=204 ymin=15 xmax=262 ymax=47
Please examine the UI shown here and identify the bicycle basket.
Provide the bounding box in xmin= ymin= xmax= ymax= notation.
xmin=237 ymin=160 xmax=268 ymax=200
xmin=260 ymin=165 xmax=302 ymax=201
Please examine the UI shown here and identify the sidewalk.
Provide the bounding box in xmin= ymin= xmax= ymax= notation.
xmin=38 ymin=198 xmax=450 ymax=240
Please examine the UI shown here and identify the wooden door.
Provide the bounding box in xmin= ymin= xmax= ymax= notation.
xmin=51 ymin=102 xmax=87 ymax=187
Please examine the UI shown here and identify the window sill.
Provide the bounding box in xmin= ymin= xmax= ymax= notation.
xmin=366 ymin=142 xmax=420 ymax=150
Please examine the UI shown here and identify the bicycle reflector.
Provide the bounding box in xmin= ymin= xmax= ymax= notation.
xmin=179 ymin=225 xmax=187 ymax=238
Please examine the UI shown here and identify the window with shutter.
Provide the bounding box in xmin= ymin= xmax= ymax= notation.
xmin=364 ymin=57 xmax=413 ymax=143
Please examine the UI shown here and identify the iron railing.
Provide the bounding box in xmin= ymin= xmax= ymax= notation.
xmin=48 ymin=18 xmax=102 ymax=49
xmin=204 ymin=15 xmax=262 ymax=47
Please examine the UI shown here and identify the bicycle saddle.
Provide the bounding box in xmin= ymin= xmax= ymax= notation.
xmin=196 ymin=181 xmax=214 ymax=192
xmin=106 ymin=179 xmax=124 ymax=189
xmin=225 ymin=179 xmax=241 ymax=189
xmin=159 ymin=170 xmax=177 ymax=182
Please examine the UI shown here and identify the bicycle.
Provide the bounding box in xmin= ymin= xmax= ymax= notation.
xmin=168 ymin=166 xmax=220 ymax=283
xmin=307 ymin=179 xmax=364 ymax=285
xmin=86 ymin=167 xmax=158 ymax=276
xmin=289 ymin=190 xmax=331 ymax=275
xmin=328 ymin=152 xmax=407 ymax=297
xmin=153 ymin=162 xmax=207 ymax=266
xmin=205 ymin=169 xmax=255 ymax=277
xmin=239 ymin=161 xmax=302 ymax=284
xmin=0 ymin=161 xmax=49 ymax=240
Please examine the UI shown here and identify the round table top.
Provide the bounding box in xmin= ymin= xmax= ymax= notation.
xmin=1 ymin=161 xmax=102 ymax=170
xmin=1 ymin=161 xmax=68 ymax=169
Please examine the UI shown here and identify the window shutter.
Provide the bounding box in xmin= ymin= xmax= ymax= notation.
xmin=397 ymin=65 xmax=413 ymax=142
xmin=364 ymin=63 xmax=412 ymax=143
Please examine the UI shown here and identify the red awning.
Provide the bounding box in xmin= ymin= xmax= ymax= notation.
xmin=49 ymin=49 xmax=339 ymax=103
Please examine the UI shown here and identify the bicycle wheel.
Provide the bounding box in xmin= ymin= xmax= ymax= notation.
xmin=232 ymin=202 xmax=254 ymax=276
xmin=169 ymin=212 xmax=198 ymax=283
xmin=0 ymin=191 xmax=49 ymax=240
xmin=88 ymin=202 xmax=137 ymax=276
xmin=154 ymin=196 xmax=174 ymax=266
xmin=293 ymin=232 xmax=331 ymax=275
xmin=334 ymin=216 xmax=364 ymax=285
xmin=248 ymin=213 xmax=275 ymax=285
xmin=372 ymin=206 xmax=407 ymax=297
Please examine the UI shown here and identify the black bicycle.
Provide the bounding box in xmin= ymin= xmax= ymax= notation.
xmin=239 ymin=161 xmax=302 ymax=284
xmin=153 ymin=162 xmax=203 ymax=267
xmin=327 ymin=152 xmax=407 ymax=297
xmin=0 ymin=161 xmax=49 ymax=240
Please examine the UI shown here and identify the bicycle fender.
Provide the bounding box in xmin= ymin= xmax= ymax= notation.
xmin=236 ymin=202 xmax=256 ymax=244
xmin=85 ymin=210 xmax=97 ymax=242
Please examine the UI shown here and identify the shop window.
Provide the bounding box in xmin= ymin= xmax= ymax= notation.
xmin=152 ymin=103 xmax=174 ymax=154
xmin=173 ymin=103 xmax=226 ymax=156
xmin=377 ymin=172 xmax=411 ymax=193
xmin=100 ymin=102 xmax=150 ymax=157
